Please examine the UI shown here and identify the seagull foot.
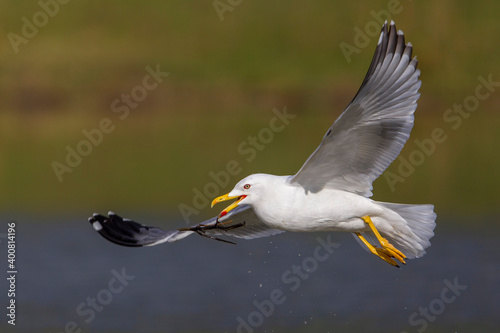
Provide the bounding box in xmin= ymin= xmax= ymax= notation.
xmin=357 ymin=215 xmax=407 ymax=267
xmin=378 ymin=239 xmax=406 ymax=264
xmin=373 ymin=246 xmax=401 ymax=268
xmin=355 ymin=233 xmax=402 ymax=267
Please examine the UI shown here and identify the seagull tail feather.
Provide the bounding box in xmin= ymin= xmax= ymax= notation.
xmin=353 ymin=203 xmax=436 ymax=259
xmin=378 ymin=202 xmax=436 ymax=259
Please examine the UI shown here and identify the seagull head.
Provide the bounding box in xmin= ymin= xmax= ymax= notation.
xmin=211 ymin=174 xmax=269 ymax=218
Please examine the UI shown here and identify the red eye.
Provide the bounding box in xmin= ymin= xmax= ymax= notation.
xmin=243 ymin=184 xmax=251 ymax=189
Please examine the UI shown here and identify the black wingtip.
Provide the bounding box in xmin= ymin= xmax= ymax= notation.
xmin=88 ymin=212 xmax=146 ymax=247
xmin=349 ymin=21 xmax=417 ymax=103
xmin=88 ymin=212 xmax=180 ymax=247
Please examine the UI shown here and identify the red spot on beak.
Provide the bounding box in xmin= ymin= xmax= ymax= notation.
xmin=219 ymin=211 xmax=227 ymax=217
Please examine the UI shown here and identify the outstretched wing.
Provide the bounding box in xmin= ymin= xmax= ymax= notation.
xmin=290 ymin=21 xmax=420 ymax=197
xmin=89 ymin=206 xmax=284 ymax=247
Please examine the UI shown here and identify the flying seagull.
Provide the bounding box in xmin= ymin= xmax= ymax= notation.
xmin=89 ymin=21 xmax=436 ymax=267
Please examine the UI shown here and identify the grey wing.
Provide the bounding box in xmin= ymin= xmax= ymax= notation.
xmin=89 ymin=207 xmax=283 ymax=247
xmin=290 ymin=21 xmax=420 ymax=197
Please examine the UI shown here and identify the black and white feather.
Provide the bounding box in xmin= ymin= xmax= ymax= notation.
xmin=89 ymin=206 xmax=284 ymax=247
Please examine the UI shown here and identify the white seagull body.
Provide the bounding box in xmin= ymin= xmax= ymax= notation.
xmin=225 ymin=175 xmax=413 ymax=234
xmin=89 ymin=21 xmax=436 ymax=267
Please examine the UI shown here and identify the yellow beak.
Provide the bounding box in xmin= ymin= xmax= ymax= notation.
xmin=211 ymin=193 xmax=247 ymax=218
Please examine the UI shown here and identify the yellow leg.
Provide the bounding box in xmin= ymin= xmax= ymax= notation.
xmin=355 ymin=233 xmax=400 ymax=267
xmin=358 ymin=215 xmax=407 ymax=266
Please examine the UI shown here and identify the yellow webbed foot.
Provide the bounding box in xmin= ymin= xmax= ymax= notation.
xmin=355 ymin=233 xmax=401 ymax=267
xmin=356 ymin=215 xmax=407 ymax=267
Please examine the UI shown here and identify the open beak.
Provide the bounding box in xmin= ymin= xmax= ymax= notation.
xmin=211 ymin=193 xmax=247 ymax=218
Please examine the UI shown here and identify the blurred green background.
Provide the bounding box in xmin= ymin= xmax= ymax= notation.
xmin=0 ymin=0 xmax=499 ymax=225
